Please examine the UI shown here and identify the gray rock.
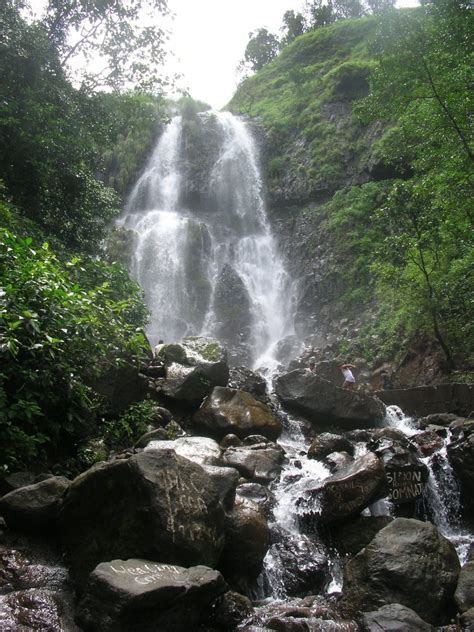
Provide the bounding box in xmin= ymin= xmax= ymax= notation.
xmin=264 ymin=531 xmax=329 ymax=597
xmin=330 ymin=515 xmax=393 ymax=556
xmin=206 ymin=590 xmax=253 ymax=630
xmin=341 ymin=518 xmax=461 ymax=624
xmin=212 ymin=264 xmax=252 ymax=352
xmin=59 ymin=450 xmax=225 ymax=587
xmin=145 ymin=435 xmax=223 ymax=466
xmin=275 ymin=370 xmax=385 ymax=429
xmin=76 ymin=559 xmax=227 ymax=632
xmin=219 ymin=499 xmax=269 ymax=594
xmin=0 ymin=476 xmax=70 ymax=532
xmin=193 ymin=386 xmax=282 ymax=440
xmin=200 ymin=465 xmax=240 ymax=510
xmin=455 ymin=561 xmax=474 ymax=613
xmin=222 ymin=442 xmax=285 ymax=484
xmin=460 ymin=607 xmax=474 ymax=630
xmin=0 ymin=588 xmax=64 ymax=631
xmin=298 ymin=452 xmax=385 ymax=524
xmin=307 ymin=432 xmax=354 ymax=460
xmin=361 ymin=603 xmax=434 ymax=631
xmin=159 ymin=337 xmax=229 ymax=402
xmin=236 ymin=483 xmax=276 ymax=517
xmin=325 ymin=451 xmax=353 ymax=473
xmin=228 ymin=367 xmax=268 ymax=402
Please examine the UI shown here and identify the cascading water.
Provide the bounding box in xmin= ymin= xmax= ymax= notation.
xmin=119 ymin=111 xmax=295 ymax=369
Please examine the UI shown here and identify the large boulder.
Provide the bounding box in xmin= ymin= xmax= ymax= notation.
xmin=90 ymin=364 xmax=149 ymax=417
xmin=264 ymin=530 xmax=329 ymax=598
xmin=145 ymin=436 xmax=223 ymax=466
xmin=222 ymin=438 xmax=285 ymax=484
xmin=298 ymin=452 xmax=386 ymax=524
xmin=360 ymin=604 xmax=434 ymax=632
xmin=329 ymin=515 xmax=393 ymax=557
xmin=228 ymin=366 xmax=269 ymax=403
xmin=455 ymin=561 xmax=474 ymax=613
xmin=59 ymin=450 xmax=225 ymax=587
xmin=76 ymin=559 xmax=227 ymax=632
xmin=193 ymin=386 xmax=282 ymax=440
xmin=218 ymin=499 xmax=269 ymax=595
xmin=275 ymin=370 xmax=385 ymax=429
xmin=307 ymin=432 xmax=354 ymax=461
xmin=212 ymin=264 xmax=252 ymax=353
xmin=0 ymin=476 xmax=70 ymax=532
xmin=340 ymin=518 xmax=461 ymax=625
xmin=157 ymin=337 xmax=229 ymax=403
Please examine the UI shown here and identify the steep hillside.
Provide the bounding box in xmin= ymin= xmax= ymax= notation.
xmin=228 ymin=8 xmax=473 ymax=385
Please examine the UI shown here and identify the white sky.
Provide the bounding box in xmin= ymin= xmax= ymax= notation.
xmin=28 ymin=0 xmax=419 ymax=109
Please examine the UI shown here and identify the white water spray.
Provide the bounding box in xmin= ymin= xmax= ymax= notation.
xmin=118 ymin=112 xmax=295 ymax=368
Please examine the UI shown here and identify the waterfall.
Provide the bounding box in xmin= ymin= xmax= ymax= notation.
xmin=118 ymin=112 xmax=295 ymax=368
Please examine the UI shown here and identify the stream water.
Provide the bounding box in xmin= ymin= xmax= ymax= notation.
xmin=255 ymin=403 xmax=472 ymax=606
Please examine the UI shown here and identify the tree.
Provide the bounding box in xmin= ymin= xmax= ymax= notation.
xmin=240 ymin=28 xmax=281 ymax=73
xmin=281 ymin=10 xmax=306 ymax=45
xmin=40 ymin=0 xmax=171 ymax=92
xmin=357 ymin=0 xmax=474 ymax=367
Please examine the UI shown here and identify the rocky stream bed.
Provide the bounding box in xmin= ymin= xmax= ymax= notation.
xmin=0 ymin=337 xmax=473 ymax=631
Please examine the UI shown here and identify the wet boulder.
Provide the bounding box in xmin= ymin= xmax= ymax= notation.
xmin=59 ymin=450 xmax=225 ymax=587
xmin=298 ymin=452 xmax=386 ymax=524
xmin=228 ymin=366 xmax=269 ymax=404
xmin=212 ymin=264 xmax=252 ymax=352
xmin=205 ymin=590 xmax=253 ymax=630
xmin=275 ymin=369 xmax=385 ymax=429
xmin=325 ymin=451 xmax=353 ymax=473
xmin=455 ymin=561 xmax=474 ymax=613
xmin=341 ymin=518 xmax=460 ymax=625
xmin=145 ymin=435 xmax=223 ymax=466
xmin=369 ymin=430 xmax=429 ymax=506
xmin=360 ymin=604 xmax=434 ymax=631
xmin=410 ymin=429 xmax=445 ymax=456
xmin=158 ymin=337 xmax=229 ymax=403
xmin=307 ymin=433 xmax=355 ymax=461
xmin=222 ymin=438 xmax=285 ymax=484
xmin=193 ymin=386 xmax=282 ymax=440
xmin=264 ymin=530 xmax=329 ymax=597
xmin=236 ymin=482 xmax=276 ymax=518
xmin=200 ymin=465 xmax=240 ymax=511
xmin=0 ymin=589 xmax=64 ymax=631
xmin=76 ymin=559 xmax=227 ymax=632
xmin=218 ymin=498 xmax=270 ymax=595
xmin=329 ymin=515 xmax=393 ymax=557
xmin=0 ymin=476 xmax=70 ymax=533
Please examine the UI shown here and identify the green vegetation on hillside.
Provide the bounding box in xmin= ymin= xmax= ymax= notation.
xmin=230 ymin=2 xmax=473 ymax=370
xmin=0 ymin=1 xmax=171 ymax=471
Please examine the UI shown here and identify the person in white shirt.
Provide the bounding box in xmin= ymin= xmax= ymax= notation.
xmin=338 ymin=363 xmax=356 ymax=390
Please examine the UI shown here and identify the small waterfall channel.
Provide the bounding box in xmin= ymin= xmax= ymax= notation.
xmin=254 ymin=403 xmax=471 ymax=608
xmin=118 ymin=111 xmax=295 ymax=369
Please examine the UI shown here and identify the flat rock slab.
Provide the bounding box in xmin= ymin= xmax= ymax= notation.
xmin=77 ymin=559 xmax=227 ymax=632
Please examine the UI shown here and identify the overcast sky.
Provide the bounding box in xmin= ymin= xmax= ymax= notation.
xmin=29 ymin=0 xmax=419 ymax=109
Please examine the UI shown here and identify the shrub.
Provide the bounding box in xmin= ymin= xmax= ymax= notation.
xmin=0 ymin=228 xmax=149 ymax=471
